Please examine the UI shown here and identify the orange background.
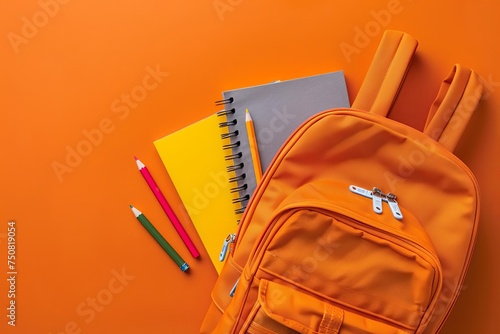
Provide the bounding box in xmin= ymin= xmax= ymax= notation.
xmin=1 ymin=1 xmax=498 ymax=333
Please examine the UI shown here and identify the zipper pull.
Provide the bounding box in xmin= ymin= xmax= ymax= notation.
xmin=219 ymin=233 xmax=236 ymax=262
xmin=230 ymin=277 xmax=240 ymax=297
xmin=350 ymin=184 xmax=382 ymax=214
xmin=372 ymin=187 xmax=384 ymax=214
xmin=349 ymin=185 xmax=373 ymax=199
xmin=386 ymin=193 xmax=403 ymax=220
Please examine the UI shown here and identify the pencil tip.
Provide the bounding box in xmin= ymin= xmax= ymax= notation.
xmin=133 ymin=156 xmax=138 ymax=161
xmin=245 ymin=109 xmax=252 ymax=121
xmin=129 ymin=204 xmax=133 ymax=208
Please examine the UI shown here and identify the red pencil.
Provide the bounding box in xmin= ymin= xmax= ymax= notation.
xmin=135 ymin=157 xmax=200 ymax=258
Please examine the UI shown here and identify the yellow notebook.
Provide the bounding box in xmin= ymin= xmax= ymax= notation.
xmin=154 ymin=114 xmax=239 ymax=274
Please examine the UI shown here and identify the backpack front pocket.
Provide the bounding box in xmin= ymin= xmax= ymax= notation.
xmin=245 ymin=181 xmax=442 ymax=333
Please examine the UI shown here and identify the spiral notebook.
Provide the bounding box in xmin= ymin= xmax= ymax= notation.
xmin=154 ymin=70 xmax=349 ymax=273
xmin=215 ymin=70 xmax=349 ymax=215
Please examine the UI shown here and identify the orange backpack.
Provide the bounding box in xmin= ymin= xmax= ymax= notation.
xmin=201 ymin=30 xmax=483 ymax=334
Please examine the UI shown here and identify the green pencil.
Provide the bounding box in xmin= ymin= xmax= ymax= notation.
xmin=129 ymin=205 xmax=189 ymax=272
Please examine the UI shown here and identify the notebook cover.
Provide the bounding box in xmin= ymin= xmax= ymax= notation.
xmin=154 ymin=114 xmax=239 ymax=274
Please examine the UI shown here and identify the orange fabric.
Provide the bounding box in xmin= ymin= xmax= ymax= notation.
xmin=201 ymin=31 xmax=481 ymax=334
xmin=424 ymin=65 xmax=484 ymax=151
xmin=201 ymin=109 xmax=479 ymax=333
xmin=351 ymin=31 xmax=418 ymax=117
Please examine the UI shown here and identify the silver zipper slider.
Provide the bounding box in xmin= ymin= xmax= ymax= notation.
xmin=219 ymin=233 xmax=236 ymax=262
xmin=372 ymin=187 xmax=384 ymax=214
xmin=386 ymin=193 xmax=403 ymax=220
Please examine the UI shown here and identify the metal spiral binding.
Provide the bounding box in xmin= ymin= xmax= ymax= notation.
xmin=232 ymin=194 xmax=250 ymax=204
xmin=216 ymin=95 xmax=250 ymax=215
xmin=225 ymin=152 xmax=242 ymax=161
xmin=226 ymin=162 xmax=244 ymax=173
xmin=221 ymin=129 xmax=239 ymax=140
xmin=219 ymin=119 xmax=237 ymax=127
xmin=229 ymin=173 xmax=246 ymax=183
xmin=215 ymin=97 xmax=234 ymax=106
xmin=216 ymin=97 xmax=235 ymax=116
xmin=223 ymin=141 xmax=240 ymax=150
xmin=216 ymin=108 xmax=235 ymax=116
xmin=230 ymin=184 xmax=248 ymax=193
xmin=235 ymin=207 xmax=246 ymax=215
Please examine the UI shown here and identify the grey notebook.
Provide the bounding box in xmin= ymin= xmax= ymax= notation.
xmin=216 ymin=70 xmax=350 ymax=214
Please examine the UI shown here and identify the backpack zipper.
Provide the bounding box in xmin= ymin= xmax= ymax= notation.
xmin=229 ymin=277 xmax=239 ymax=297
xmin=350 ymin=184 xmax=403 ymax=220
xmin=372 ymin=187 xmax=384 ymax=214
xmin=248 ymin=199 xmax=440 ymax=282
xmin=386 ymin=192 xmax=403 ymax=220
xmin=220 ymin=233 xmax=236 ymax=262
xmin=244 ymin=200 xmax=442 ymax=329
xmin=220 ymin=234 xmax=240 ymax=297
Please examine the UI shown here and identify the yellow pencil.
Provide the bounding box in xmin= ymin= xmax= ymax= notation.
xmin=245 ymin=109 xmax=263 ymax=183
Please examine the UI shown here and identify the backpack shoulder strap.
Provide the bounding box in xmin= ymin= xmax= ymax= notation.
xmin=353 ymin=30 xmax=484 ymax=152
xmin=352 ymin=30 xmax=418 ymax=117
xmin=423 ymin=64 xmax=484 ymax=151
